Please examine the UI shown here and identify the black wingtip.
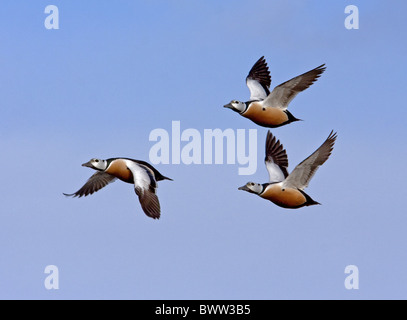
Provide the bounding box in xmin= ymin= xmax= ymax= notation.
xmin=266 ymin=130 xmax=273 ymax=140
xmin=328 ymin=130 xmax=338 ymax=140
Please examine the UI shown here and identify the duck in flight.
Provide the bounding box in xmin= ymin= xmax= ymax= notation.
xmin=64 ymin=158 xmax=172 ymax=219
xmin=239 ymin=130 xmax=337 ymax=209
xmin=224 ymin=56 xmax=326 ymax=128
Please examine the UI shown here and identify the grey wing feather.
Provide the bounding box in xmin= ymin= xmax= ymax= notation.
xmin=135 ymin=187 xmax=161 ymax=219
xmin=283 ymin=131 xmax=337 ymax=190
xmin=64 ymin=172 xmax=117 ymax=198
xmin=263 ymin=64 xmax=326 ymax=109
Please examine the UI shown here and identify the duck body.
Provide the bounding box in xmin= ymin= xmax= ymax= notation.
xmin=259 ymin=182 xmax=319 ymax=209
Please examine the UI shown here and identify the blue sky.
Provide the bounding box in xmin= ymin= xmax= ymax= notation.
xmin=1 ymin=0 xmax=406 ymax=299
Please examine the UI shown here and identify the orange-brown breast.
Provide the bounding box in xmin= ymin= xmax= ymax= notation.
xmin=260 ymin=184 xmax=307 ymax=209
xmin=105 ymin=159 xmax=133 ymax=183
xmin=242 ymin=102 xmax=288 ymax=127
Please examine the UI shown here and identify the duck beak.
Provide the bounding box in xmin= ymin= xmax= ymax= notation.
xmin=82 ymin=161 xmax=93 ymax=168
xmin=224 ymin=103 xmax=233 ymax=109
xmin=238 ymin=185 xmax=250 ymax=192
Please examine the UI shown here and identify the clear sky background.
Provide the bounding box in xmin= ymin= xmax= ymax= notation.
xmin=0 ymin=0 xmax=406 ymax=300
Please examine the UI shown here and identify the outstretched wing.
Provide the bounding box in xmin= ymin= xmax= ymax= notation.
xmin=64 ymin=172 xmax=117 ymax=198
xmin=263 ymin=64 xmax=326 ymax=109
xmin=126 ymin=161 xmax=161 ymax=219
xmin=283 ymin=131 xmax=337 ymax=190
xmin=265 ymin=131 xmax=289 ymax=183
xmin=246 ymin=56 xmax=271 ymax=101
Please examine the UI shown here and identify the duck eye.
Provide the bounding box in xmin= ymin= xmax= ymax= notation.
xmin=95 ymin=159 xmax=99 ymax=163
